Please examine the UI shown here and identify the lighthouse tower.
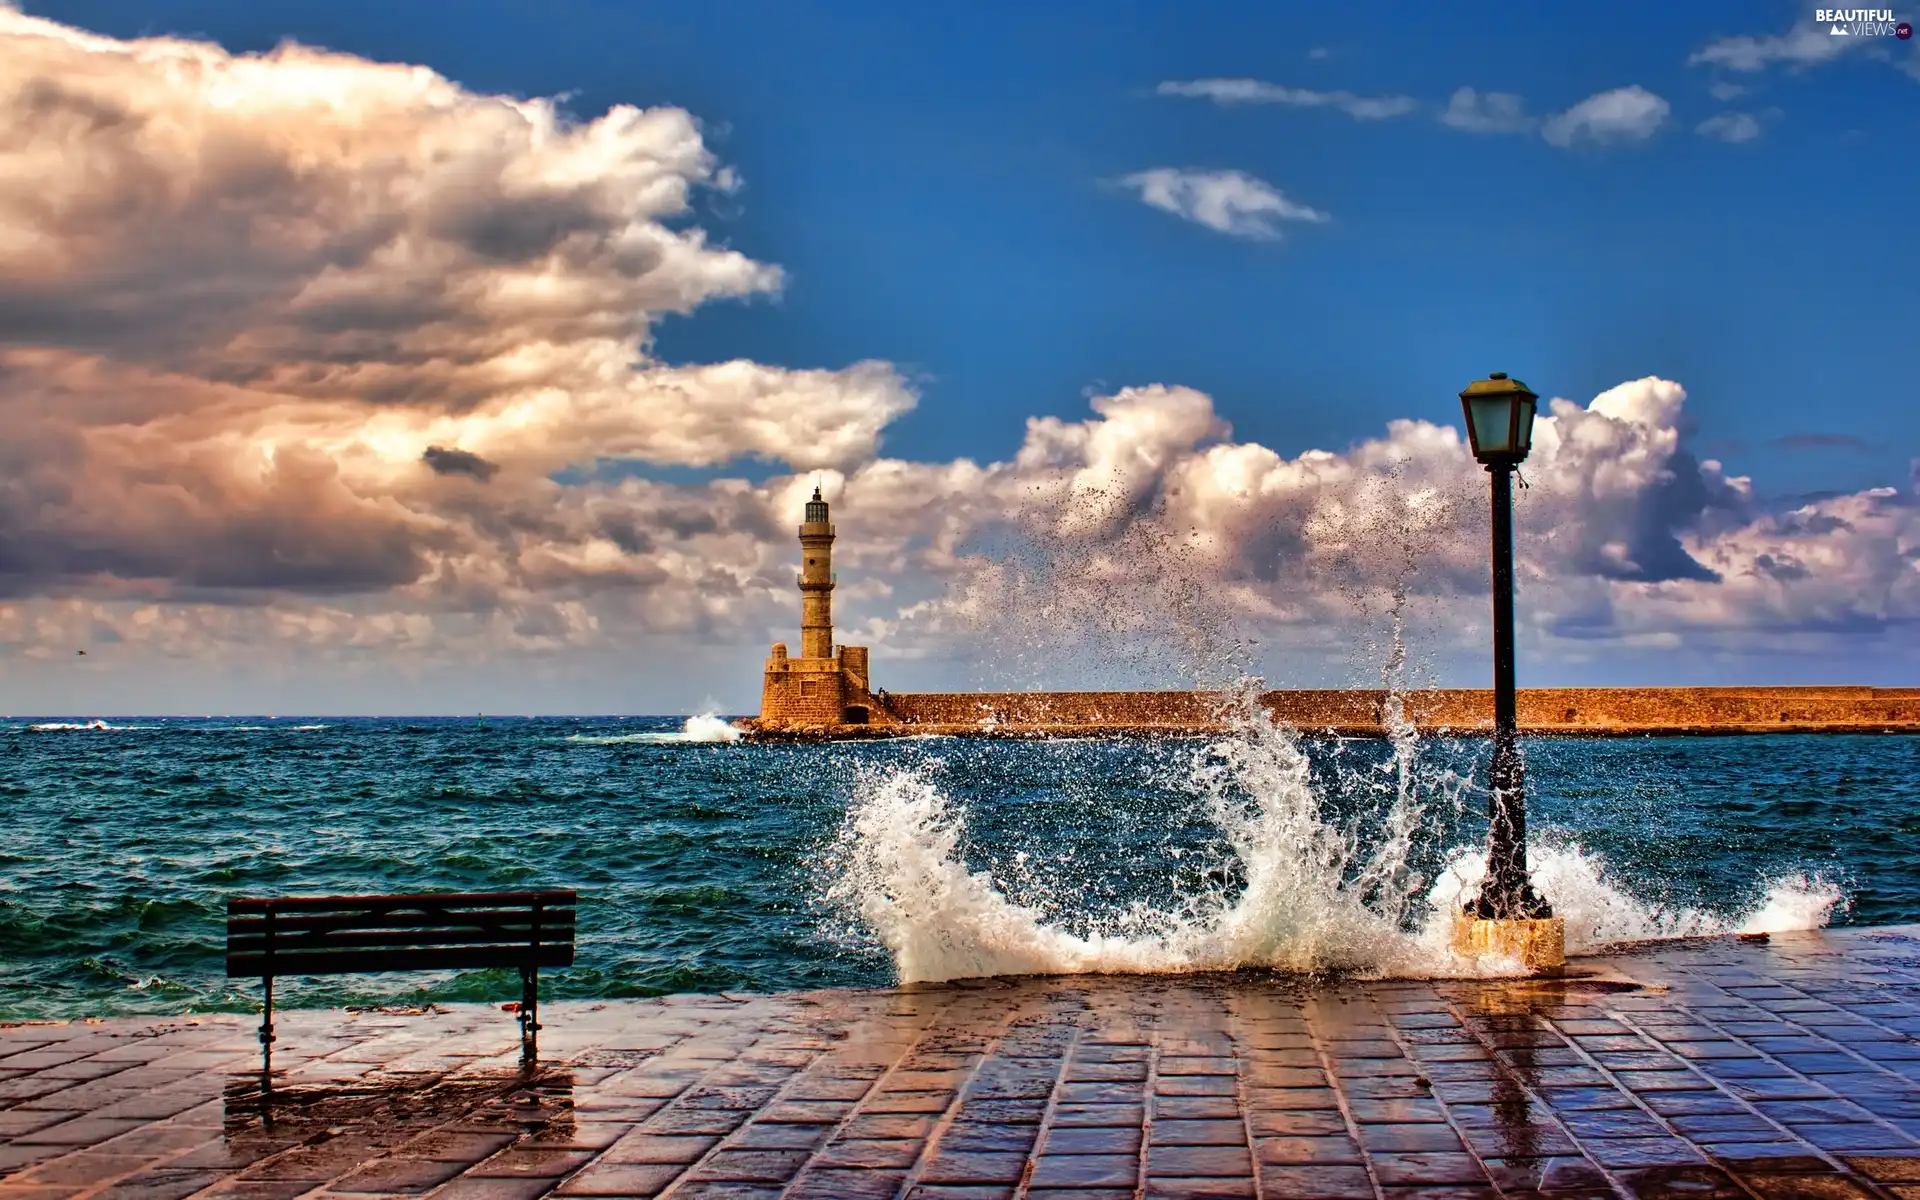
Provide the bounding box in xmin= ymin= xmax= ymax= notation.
xmin=798 ymin=487 xmax=834 ymax=659
xmin=758 ymin=487 xmax=876 ymax=727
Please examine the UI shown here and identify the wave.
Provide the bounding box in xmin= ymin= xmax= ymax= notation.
xmin=1426 ymin=848 xmax=1839 ymax=954
xmin=681 ymin=713 xmax=744 ymax=743
xmin=567 ymin=713 xmax=743 ymax=746
xmin=827 ymin=703 xmax=1842 ymax=984
xmin=20 ymin=720 xmax=325 ymax=733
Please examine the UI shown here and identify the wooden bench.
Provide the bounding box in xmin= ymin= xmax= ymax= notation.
xmin=226 ymin=889 xmax=576 ymax=1100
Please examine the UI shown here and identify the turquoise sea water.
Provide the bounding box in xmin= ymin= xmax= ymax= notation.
xmin=2 ymin=716 xmax=1916 ymax=1021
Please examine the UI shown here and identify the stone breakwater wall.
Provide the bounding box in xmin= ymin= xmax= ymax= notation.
xmin=741 ymin=685 xmax=1920 ymax=739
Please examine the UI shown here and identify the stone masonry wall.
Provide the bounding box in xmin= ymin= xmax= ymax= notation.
xmin=758 ymin=657 xmax=846 ymax=726
xmin=880 ymin=690 xmax=1227 ymax=727
xmin=859 ymin=686 xmax=1920 ymax=734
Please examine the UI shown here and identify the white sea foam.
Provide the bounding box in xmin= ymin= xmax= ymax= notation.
xmin=567 ymin=713 xmax=743 ymax=745
xmin=27 ymin=720 xmax=151 ymax=731
xmin=828 ymin=706 xmax=1843 ymax=984
xmin=1737 ymin=875 xmax=1845 ymax=935
xmin=681 ymin=713 xmax=744 ymax=742
xmin=1426 ymin=848 xmax=1840 ymax=953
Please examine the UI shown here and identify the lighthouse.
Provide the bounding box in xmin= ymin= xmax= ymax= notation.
xmin=798 ymin=487 xmax=834 ymax=660
xmin=758 ymin=487 xmax=875 ymax=727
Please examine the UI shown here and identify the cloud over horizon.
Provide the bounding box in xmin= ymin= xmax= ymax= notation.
xmin=0 ymin=10 xmax=1916 ymax=703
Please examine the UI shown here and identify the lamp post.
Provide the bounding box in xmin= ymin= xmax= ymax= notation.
xmin=1457 ymin=372 xmax=1562 ymax=968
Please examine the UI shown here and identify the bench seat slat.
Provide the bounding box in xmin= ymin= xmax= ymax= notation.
xmin=228 ymin=890 xmax=575 ymax=915
xmin=228 ymin=912 xmax=575 ymax=936
xmin=229 ymin=927 xmax=577 ymax=953
xmin=227 ymin=944 xmax=575 ymax=977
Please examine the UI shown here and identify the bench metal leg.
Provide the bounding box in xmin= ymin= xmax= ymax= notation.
xmin=519 ymin=966 xmax=539 ymax=1066
xmin=259 ymin=975 xmax=275 ymax=1108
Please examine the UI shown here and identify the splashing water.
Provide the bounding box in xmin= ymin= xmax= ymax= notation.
xmin=1426 ymin=849 xmax=1842 ymax=954
xmin=565 ymin=712 xmax=742 ymax=745
xmin=828 ymin=701 xmax=1843 ymax=984
xmin=682 ymin=712 xmax=744 ymax=742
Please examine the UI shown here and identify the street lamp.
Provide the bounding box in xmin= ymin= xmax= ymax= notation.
xmin=1457 ymin=372 xmax=1562 ymax=969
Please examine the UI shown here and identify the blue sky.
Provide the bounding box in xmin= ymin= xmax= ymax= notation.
xmin=1 ymin=0 xmax=1917 ymax=711
xmin=36 ymin=0 xmax=1919 ymax=496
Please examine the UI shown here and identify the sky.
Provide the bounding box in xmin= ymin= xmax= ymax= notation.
xmin=0 ymin=0 xmax=1916 ymax=714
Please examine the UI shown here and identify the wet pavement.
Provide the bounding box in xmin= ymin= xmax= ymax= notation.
xmin=3 ymin=927 xmax=1919 ymax=1199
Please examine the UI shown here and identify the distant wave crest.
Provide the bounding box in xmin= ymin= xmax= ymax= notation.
xmin=567 ymin=713 xmax=743 ymax=745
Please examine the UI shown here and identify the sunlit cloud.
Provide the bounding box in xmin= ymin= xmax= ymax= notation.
xmin=0 ymin=7 xmax=913 ymax=606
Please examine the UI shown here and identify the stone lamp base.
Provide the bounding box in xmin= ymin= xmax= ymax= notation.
xmin=1453 ymin=915 xmax=1567 ymax=972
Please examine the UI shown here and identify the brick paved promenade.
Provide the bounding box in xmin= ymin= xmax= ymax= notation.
xmin=3 ymin=928 xmax=1919 ymax=1199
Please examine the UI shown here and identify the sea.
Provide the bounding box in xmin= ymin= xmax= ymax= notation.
xmin=2 ymin=712 xmax=1916 ymax=1022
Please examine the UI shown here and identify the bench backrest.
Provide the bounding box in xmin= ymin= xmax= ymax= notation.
xmin=226 ymin=890 xmax=576 ymax=978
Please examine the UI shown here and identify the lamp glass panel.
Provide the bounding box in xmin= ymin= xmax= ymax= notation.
xmin=1515 ymin=396 xmax=1537 ymax=455
xmin=1466 ymin=395 xmax=1515 ymax=457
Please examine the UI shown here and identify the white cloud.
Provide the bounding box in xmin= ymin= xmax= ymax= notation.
xmin=0 ymin=6 xmax=912 ymax=469
xmin=1690 ymin=21 xmax=1862 ymax=71
xmin=1118 ymin=168 xmax=1330 ymax=240
xmin=1542 ymin=86 xmax=1671 ymax=147
xmin=0 ymin=6 xmax=916 ymax=611
xmin=1442 ymin=86 xmax=1670 ymax=148
xmin=1692 ymin=18 xmax=1920 ymax=82
xmin=1709 ymin=81 xmax=1750 ymax=101
xmin=1697 ymin=111 xmax=1764 ymax=143
xmin=1307 ymin=47 xmax=1331 ymax=60
xmin=879 ymin=377 xmax=1920 ymax=687
xmin=1439 ymin=87 xmax=1535 ymax=134
xmin=1156 ymin=78 xmax=1418 ymax=120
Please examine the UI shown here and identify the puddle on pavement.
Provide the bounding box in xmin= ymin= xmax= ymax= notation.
xmin=222 ymin=1067 xmax=575 ymax=1138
